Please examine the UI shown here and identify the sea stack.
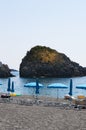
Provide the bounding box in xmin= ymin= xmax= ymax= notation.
xmin=19 ymin=45 xmax=86 ymax=78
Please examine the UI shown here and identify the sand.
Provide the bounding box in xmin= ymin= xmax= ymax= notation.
xmin=0 ymin=95 xmax=86 ymax=130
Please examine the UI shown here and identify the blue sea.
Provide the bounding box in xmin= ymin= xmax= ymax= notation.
xmin=0 ymin=71 xmax=86 ymax=98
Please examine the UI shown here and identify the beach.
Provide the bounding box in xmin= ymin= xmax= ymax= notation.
xmin=0 ymin=96 xmax=86 ymax=130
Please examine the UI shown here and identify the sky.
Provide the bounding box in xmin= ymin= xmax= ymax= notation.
xmin=0 ymin=0 xmax=86 ymax=70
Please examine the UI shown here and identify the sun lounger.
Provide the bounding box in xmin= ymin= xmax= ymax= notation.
xmin=77 ymin=95 xmax=85 ymax=99
xmin=0 ymin=94 xmax=11 ymax=102
xmin=1 ymin=94 xmax=11 ymax=98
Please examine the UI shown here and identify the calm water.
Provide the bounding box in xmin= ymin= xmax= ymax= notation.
xmin=0 ymin=71 xmax=86 ymax=98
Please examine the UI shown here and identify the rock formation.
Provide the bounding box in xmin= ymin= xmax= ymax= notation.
xmin=19 ymin=45 xmax=86 ymax=78
xmin=0 ymin=62 xmax=13 ymax=77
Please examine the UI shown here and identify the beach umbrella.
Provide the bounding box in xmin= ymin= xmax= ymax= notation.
xmin=11 ymin=81 xmax=15 ymax=92
xmin=69 ymin=79 xmax=73 ymax=96
xmin=76 ymin=84 xmax=86 ymax=90
xmin=24 ymin=80 xmax=43 ymax=97
xmin=7 ymin=78 xmax=11 ymax=92
xmin=76 ymin=84 xmax=86 ymax=97
xmin=47 ymin=83 xmax=68 ymax=98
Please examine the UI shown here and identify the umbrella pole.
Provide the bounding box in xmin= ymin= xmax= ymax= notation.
xmin=35 ymin=94 xmax=38 ymax=104
xmin=57 ymin=89 xmax=59 ymax=100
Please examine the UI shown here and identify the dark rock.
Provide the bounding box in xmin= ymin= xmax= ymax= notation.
xmin=0 ymin=62 xmax=13 ymax=78
xmin=19 ymin=45 xmax=86 ymax=78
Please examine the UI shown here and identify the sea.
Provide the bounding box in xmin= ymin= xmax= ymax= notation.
xmin=0 ymin=71 xmax=86 ymax=98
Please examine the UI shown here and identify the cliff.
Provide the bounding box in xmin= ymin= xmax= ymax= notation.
xmin=0 ymin=62 xmax=13 ymax=78
xmin=19 ymin=46 xmax=86 ymax=78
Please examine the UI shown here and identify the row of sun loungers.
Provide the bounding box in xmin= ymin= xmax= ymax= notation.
xmin=64 ymin=94 xmax=86 ymax=109
xmin=0 ymin=93 xmax=86 ymax=110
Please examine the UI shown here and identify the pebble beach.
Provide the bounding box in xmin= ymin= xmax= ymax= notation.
xmin=0 ymin=95 xmax=86 ymax=130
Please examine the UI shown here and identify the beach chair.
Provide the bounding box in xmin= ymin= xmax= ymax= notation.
xmin=73 ymin=98 xmax=86 ymax=110
xmin=77 ymin=95 xmax=85 ymax=99
xmin=1 ymin=94 xmax=11 ymax=102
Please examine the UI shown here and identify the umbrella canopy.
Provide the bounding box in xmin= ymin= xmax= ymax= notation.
xmin=11 ymin=81 xmax=15 ymax=92
xmin=24 ymin=82 xmax=43 ymax=87
xmin=47 ymin=83 xmax=68 ymax=88
xmin=69 ymin=79 xmax=73 ymax=96
xmin=47 ymin=83 xmax=68 ymax=98
xmin=76 ymin=84 xmax=86 ymax=90
xmin=7 ymin=78 xmax=11 ymax=92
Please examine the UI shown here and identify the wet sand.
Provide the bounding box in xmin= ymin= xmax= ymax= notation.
xmin=0 ymin=95 xmax=86 ymax=130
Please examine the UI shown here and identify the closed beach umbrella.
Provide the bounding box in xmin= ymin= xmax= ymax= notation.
xmin=11 ymin=81 xmax=15 ymax=92
xmin=7 ymin=78 xmax=11 ymax=92
xmin=35 ymin=79 xmax=39 ymax=94
xmin=47 ymin=83 xmax=68 ymax=98
xmin=69 ymin=79 xmax=73 ymax=96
